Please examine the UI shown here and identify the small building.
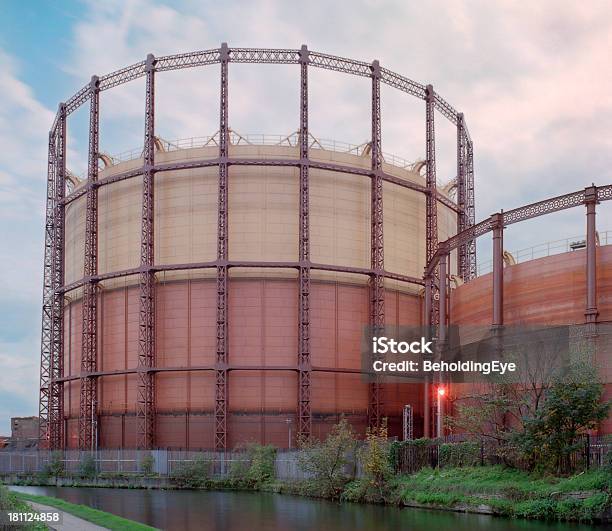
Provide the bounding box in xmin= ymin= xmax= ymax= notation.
xmin=10 ymin=417 xmax=39 ymax=449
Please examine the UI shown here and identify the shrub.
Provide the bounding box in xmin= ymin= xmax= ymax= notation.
xmin=79 ymin=454 xmax=97 ymax=478
xmin=439 ymin=441 xmax=481 ymax=468
xmin=358 ymin=420 xmax=394 ymax=503
xmin=245 ymin=444 xmax=276 ymax=486
xmin=42 ymin=451 xmax=64 ymax=479
xmin=140 ymin=453 xmax=155 ymax=476
xmin=297 ymin=417 xmax=357 ymax=499
xmin=170 ymin=456 xmax=210 ymax=488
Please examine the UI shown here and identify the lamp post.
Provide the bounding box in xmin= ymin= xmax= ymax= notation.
xmin=436 ymin=387 xmax=446 ymax=439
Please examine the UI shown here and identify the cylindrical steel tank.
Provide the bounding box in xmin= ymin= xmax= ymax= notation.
xmin=61 ymin=143 xmax=458 ymax=448
xmin=450 ymin=246 xmax=612 ymax=435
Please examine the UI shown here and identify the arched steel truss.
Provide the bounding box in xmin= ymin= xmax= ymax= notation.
xmin=39 ymin=45 xmax=476 ymax=450
xmin=426 ymin=183 xmax=612 ymax=340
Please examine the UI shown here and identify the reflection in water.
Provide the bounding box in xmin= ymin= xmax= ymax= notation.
xmin=9 ymin=486 xmax=598 ymax=531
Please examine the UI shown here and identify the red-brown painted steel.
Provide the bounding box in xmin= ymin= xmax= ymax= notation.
xmin=40 ymin=45 xmax=473 ymax=449
xmin=136 ymin=54 xmax=157 ymax=449
xmin=369 ymin=59 xmax=384 ymax=430
xmin=79 ymin=76 xmax=100 ymax=450
xmin=425 ymin=85 xmax=439 ymax=333
xmin=298 ymin=44 xmax=312 ymax=440
xmin=215 ymin=43 xmax=230 ymax=450
xmin=585 ymin=186 xmax=598 ymax=324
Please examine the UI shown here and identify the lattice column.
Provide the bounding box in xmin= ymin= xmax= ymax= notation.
xmin=466 ymin=139 xmax=477 ymax=279
xmin=456 ymin=113 xmax=468 ymax=280
xmin=79 ymin=76 xmax=100 ymax=450
xmin=39 ymin=104 xmax=67 ymax=448
xmin=369 ymin=60 xmax=384 ymax=430
xmin=297 ymin=45 xmax=312 ymax=441
xmin=215 ymin=43 xmax=230 ymax=450
xmin=425 ymin=85 xmax=439 ymax=329
xmin=137 ymin=54 xmax=157 ymax=449
xmin=50 ymin=105 xmax=67 ymax=449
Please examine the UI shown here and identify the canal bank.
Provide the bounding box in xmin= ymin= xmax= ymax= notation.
xmin=5 ymin=465 xmax=611 ymax=525
xmin=8 ymin=485 xmax=607 ymax=531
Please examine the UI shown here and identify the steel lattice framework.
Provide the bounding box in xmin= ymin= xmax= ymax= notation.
xmin=297 ymin=46 xmax=312 ymax=440
xmin=425 ymin=184 xmax=612 ymax=352
xmin=79 ymin=76 xmax=100 ymax=450
xmin=136 ymin=55 xmax=157 ymax=450
xmin=39 ymin=45 xmax=477 ymax=450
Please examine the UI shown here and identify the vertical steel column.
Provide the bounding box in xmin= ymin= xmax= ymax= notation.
xmin=38 ymin=128 xmax=56 ymax=447
xmin=456 ymin=114 xmax=468 ymax=280
xmin=491 ymin=213 xmax=504 ymax=328
xmin=137 ymin=54 xmax=157 ymax=449
xmin=50 ymin=105 xmax=67 ymax=449
xmin=369 ymin=59 xmax=384 ymax=430
xmin=584 ymin=186 xmax=599 ymax=324
xmin=425 ymin=85 xmax=439 ymax=327
xmin=79 ymin=77 xmax=100 ymax=450
xmin=298 ymin=45 xmax=312 ymax=441
xmin=438 ymin=247 xmax=448 ymax=342
xmin=422 ymin=274 xmax=432 ymax=438
xmin=215 ymin=43 xmax=230 ymax=450
xmin=466 ymin=139 xmax=477 ymax=280
xmin=40 ymin=104 xmax=67 ymax=448
xmin=437 ymin=249 xmax=448 ymax=438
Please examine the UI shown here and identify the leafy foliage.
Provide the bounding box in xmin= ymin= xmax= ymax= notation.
xmin=439 ymin=441 xmax=481 ymax=467
xmin=79 ymin=453 xmax=97 ymax=478
xmin=140 ymin=453 xmax=155 ymax=475
xmin=358 ymin=420 xmax=393 ymax=502
xmin=297 ymin=417 xmax=357 ymax=499
xmin=513 ymin=362 xmax=610 ymax=473
xmin=170 ymin=455 xmax=210 ymax=488
xmin=43 ymin=451 xmax=64 ymax=478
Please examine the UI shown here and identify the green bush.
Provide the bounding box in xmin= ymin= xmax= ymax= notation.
xmin=170 ymin=456 xmax=210 ymax=488
xmin=297 ymin=418 xmax=357 ymax=499
xmin=439 ymin=442 xmax=481 ymax=468
xmin=79 ymin=454 xmax=97 ymax=478
xmin=228 ymin=444 xmax=277 ymax=486
xmin=246 ymin=444 xmax=276 ymax=486
xmin=140 ymin=453 xmax=155 ymax=476
xmin=43 ymin=451 xmax=64 ymax=478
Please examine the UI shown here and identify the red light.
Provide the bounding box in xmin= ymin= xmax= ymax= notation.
xmin=437 ymin=387 xmax=446 ymax=396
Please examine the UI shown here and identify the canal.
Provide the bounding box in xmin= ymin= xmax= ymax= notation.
xmin=10 ymin=486 xmax=599 ymax=531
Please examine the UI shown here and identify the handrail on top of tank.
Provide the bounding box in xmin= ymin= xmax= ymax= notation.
xmin=425 ymin=183 xmax=612 ymax=277
xmin=52 ymin=45 xmax=464 ymax=136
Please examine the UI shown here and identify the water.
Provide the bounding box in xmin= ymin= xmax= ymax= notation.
xmin=9 ymin=486 xmax=599 ymax=531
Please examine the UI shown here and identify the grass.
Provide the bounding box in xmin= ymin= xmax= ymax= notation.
xmin=13 ymin=492 xmax=156 ymax=531
xmin=393 ymin=466 xmax=611 ymax=522
xmin=0 ymin=484 xmax=47 ymax=530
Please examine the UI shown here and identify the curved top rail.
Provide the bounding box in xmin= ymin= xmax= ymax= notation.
xmin=426 ymin=183 xmax=612 ymax=277
xmin=52 ymin=45 xmax=464 ymax=130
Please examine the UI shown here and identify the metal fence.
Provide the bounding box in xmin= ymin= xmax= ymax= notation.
xmin=393 ymin=435 xmax=611 ymax=474
xmin=1 ymin=436 xmax=608 ymax=478
xmin=477 ymin=231 xmax=612 ymax=276
xmin=0 ymin=448 xmax=314 ymax=480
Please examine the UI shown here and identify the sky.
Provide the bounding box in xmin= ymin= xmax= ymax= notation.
xmin=0 ymin=0 xmax=611 ymax=435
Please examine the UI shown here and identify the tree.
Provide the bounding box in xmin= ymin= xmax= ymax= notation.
xmin=297 ymin=418 xmax=357 ymax=498
xmin=359 ymin=419 xmax=393 ymax=502
xmin=514 ymin=362 xmax=610 ymax=473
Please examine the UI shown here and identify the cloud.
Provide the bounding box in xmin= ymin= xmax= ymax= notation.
xmin=1 ymin=0 xmax=612 ymax=433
